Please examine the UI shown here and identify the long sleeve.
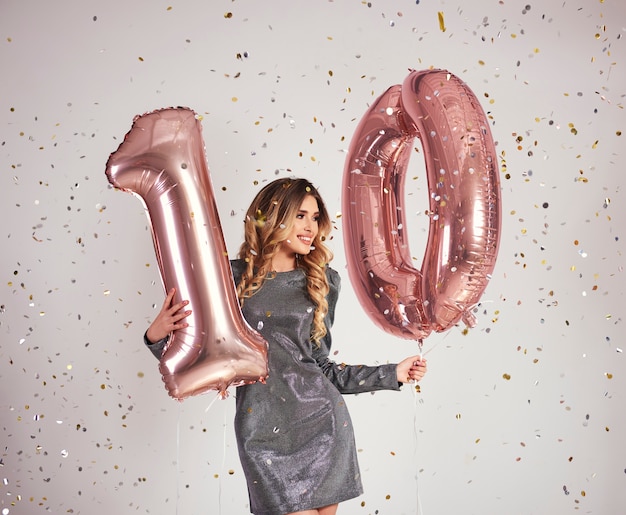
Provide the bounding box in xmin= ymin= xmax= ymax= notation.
xmin=143 ymin=332 xmax=168 ymax=360
xmin=312 ymin=268 xmax=402 ymax=395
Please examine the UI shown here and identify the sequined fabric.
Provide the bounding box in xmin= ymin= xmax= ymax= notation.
xmin=145 ymin=260 xmax=402 ymax=515
xmin=230 ymin=260 xmax=401 ymax=515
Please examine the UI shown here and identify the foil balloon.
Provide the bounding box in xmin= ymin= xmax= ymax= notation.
xmin=105 ymin=107 xmax=268 ymax=400
xmin=342 ymin=69 xmax=501 ymax=341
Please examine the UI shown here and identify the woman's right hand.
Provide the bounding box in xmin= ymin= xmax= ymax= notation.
xmin=146 ymin=288 xmax=192 ymax=344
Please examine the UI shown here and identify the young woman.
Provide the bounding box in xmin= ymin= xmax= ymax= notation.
xmin=145 ymin=178 xmax=428 ymax=515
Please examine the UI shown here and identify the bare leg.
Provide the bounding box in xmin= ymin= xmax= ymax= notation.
xmin=286 ymin=504 xmax=338 ymax=515
xmin=319 ymin=505 xmax=338 ymax=515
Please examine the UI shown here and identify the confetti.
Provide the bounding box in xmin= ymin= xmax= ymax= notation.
xmin=437 ymin=11 xmax=446 ymax=32
xmin=1 ymin=2 xmax=624 ymax=513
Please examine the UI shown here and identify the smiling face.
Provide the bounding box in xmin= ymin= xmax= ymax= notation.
xmin=272 ymin=194 xmax=319 ymax=271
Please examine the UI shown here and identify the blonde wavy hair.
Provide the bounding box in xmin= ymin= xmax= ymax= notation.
xmin=237 ymin=178 xmax=334 ymax=344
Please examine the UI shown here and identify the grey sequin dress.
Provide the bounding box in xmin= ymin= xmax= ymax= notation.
xmin=230 ymin=259 xmax=401 ymax=515
xmin=146 ymin=259 xmax=402 ymax=515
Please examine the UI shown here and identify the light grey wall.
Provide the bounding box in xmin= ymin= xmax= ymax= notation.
xmin=2 ymin=1 xmax=625 ymax=514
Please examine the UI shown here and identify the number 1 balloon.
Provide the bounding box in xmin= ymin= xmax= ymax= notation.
xmin=105 ymin=107 xmax=268 ymax=400
xmin=342 ymin=69 xmax=501 ymax=341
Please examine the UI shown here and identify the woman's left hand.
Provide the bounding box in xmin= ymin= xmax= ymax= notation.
xmin=396 ymin=356 xmax=428 ymax=384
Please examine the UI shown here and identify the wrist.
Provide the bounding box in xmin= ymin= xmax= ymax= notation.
xmin=144 ymin=330 xmax=169 ymax=346
xmin=146 ymin=328 xmax=166 ymax=345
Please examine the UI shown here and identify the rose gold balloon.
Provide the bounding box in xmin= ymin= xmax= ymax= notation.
xmin=105 ymin=107 xmax=268 ymax=400
xmin=342 ymin=69 xmax=501 ymax=340
xmin=342 ymin=85 xmax=431 ymax=340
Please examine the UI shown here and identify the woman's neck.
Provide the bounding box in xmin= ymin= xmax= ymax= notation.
xmin=270 ymin=255 xmax=297 ymax=272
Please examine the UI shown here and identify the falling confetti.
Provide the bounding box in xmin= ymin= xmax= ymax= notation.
xmin=1 ymin=1 xmax=625 ymax=514
xmin=438 ymin=11 xmax=446 ymax=32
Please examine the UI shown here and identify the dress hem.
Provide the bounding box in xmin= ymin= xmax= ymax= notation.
xmin=250 ymin=487 xmax=364 ymax=515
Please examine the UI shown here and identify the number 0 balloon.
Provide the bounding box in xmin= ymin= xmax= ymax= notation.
xmin=105 ymin=107 xmax=268 ymax=400
xmin=342 ymin=69 xmax=501 ymax=341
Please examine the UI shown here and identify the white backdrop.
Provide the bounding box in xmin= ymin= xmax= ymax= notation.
xmin=2 ymin=1 xmax=625 ymax=514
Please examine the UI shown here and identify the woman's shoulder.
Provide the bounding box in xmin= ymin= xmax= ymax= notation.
xmin=230 ymin=258 xmax=245 ymax=269
xmin=230 ymin=258 xmax=246 ymax=280
xmin=325 ymin=264 xmax=341 ymax=290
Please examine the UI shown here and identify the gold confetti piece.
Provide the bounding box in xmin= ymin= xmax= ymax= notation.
xmin=438 ymin=11 xmax=446 ymax=32
xmin=503 ymin=373 xmax=511 ymax=380
xmin=605 ymin=372 xmax=613 ymax=379
xmin=224 ymin=12 xmax=233 ymax=18
xmin=138 ymin=56 xmax=144 ymax=62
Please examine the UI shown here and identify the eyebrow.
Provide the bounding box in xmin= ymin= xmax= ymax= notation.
xmin=298 ymin=209 xmax=320 ymax=215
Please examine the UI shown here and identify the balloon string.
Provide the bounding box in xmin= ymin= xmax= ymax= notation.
xmin=176 ymin=403 xmax=181 ymax=515
xmin=203 ymin=392 xmax=223 ymax=514
xmin=204 ymin=391 xmax=221 ymax=413
xmin=219 ymin=402 xmax=228 ymax=515
xmin=411 ymin=330 xmax=452 ymax=514
xmin=419 ymin=328 xmax=453 ymax=359
xmin=412 ymin=379 xmax=423 ymax=515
